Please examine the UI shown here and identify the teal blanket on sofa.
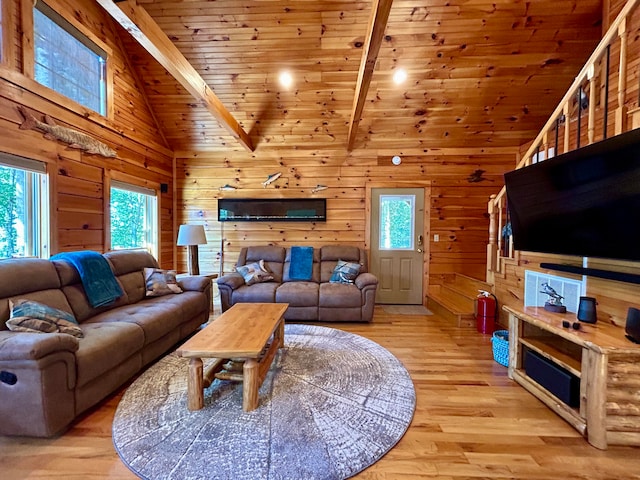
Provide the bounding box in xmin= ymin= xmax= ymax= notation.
xmin=289 ymin=246 xmax=313 ymax=280
xmin=51 ymin=251 xmax=123 ymax=307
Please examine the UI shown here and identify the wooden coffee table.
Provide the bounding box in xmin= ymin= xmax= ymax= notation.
xmin=177 ymin=302 xmax=288 ymax=412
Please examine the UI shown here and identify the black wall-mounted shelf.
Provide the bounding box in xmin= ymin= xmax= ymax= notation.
xmin=218 ymin=198 xmax=326 ymax=222
xmin=540 ymin=263 xmax=640 ymax=285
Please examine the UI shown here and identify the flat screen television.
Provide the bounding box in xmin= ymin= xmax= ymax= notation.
xmin=504 ymin=128 xmax=640 ymax=262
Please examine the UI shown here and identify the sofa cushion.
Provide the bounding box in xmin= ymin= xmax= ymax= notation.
xmin=85 ymin=299 xmax=185 ymax=346
xmin=329 ymin=260 xmax=362 ymax=284
xmin=74 ymin=321 xmax=144 ymax=387
xmin=319 ymin=283 xmax=362 ymax=308
xmin=105 ymin=250 xmax=159 ymax=303
xmin=149 ymin=290 xmax=208 ymax=324
xmin=321 ymin=245 xmax=363 ymax=263
xmin=104 ymin=249 xmax=159 ymax=275
xmin=0 ymin=258 xmax=63 ymax=329
xmin=0 ymin=258 xmax=61 ymax=299
xmin=276 ymin=282 xmax=319 ymax=307
xmin=232 ymin=282 xmax=279 ymax=304
xmin=117 ymin=271 xmax=146 ymax=304
xmin=60 ymin=283 xmax=129 ymax=323
xmin=144 ymin=268 xmax=183 ymax=297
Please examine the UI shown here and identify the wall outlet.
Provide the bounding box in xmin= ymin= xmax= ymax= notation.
xmin=434 ymin=234 xmax=439 ymax=242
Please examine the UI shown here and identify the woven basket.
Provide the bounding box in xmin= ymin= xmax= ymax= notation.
xmin=491 ymin=330 xmax=509 ymax=367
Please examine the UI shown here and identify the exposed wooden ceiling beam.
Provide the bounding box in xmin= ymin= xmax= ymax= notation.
xmin=97 ymin=0 xmax=254 ymax=152
xmin=347 ymin=0 xmax=394 ymax=151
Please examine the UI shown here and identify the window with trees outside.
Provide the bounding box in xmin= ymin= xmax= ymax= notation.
xmin=0 ymin=153 xmax=50 ymax=259
xmin=110 ymin=181 xmax=158 ymax=258
xmin=33 ymin=1 xmax=107 ymax=115
xmin=379 ymin=195 xmax=415 ymax=250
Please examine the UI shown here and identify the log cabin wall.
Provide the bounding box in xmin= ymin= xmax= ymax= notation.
xmin=493 ymin=0 xmax=640 ymax=328
xmin=176 ymin=147 xmax=514 ymax=283
xmin=0 ymin=0 xmax=175 ymax=267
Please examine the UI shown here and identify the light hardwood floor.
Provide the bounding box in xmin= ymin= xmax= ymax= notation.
xmin=2 ymin=306 xmax=640 ymax=480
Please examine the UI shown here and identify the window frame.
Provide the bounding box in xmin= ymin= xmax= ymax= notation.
xmin=0 ymin=152 xmax=50 ymax=259
xmin=108 ymin=176 xmax=160 ymax=260
xmin=22 ymin=0 xmax=114 ymax=119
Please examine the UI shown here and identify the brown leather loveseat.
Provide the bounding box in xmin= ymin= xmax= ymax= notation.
xmin=217 ymin=245 xmax=378 ymax=322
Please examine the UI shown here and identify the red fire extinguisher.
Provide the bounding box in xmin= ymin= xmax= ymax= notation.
xmin=475 ymin=290 xmax=498 ymax=334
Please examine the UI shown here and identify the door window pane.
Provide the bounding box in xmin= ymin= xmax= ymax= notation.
xmin=379 ymin=195 xmax=414 ymax=250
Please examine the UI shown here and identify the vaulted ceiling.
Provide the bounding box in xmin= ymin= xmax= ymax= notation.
xmin=105 ymin=0 xmax=603 ymax=155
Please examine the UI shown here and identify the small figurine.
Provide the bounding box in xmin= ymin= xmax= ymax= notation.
xmin=541 ymin=282 xmax=567 ymax=313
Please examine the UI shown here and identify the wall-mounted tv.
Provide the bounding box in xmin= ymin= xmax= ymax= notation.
xmin=504 ymin=128 xmax=640 ymax=262
xmin=218 ymin=198 xmax=326 ymax=222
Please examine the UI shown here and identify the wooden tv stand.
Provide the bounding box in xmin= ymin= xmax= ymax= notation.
xmin=504 ymin=305 xmax=640 ymax=449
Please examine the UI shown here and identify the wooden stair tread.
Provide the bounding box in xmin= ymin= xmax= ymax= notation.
xmin=428 ymin=272 xmax=490 ymax=329
xmin=442 ymin=273 xmax=492 ymax=296
xmin=427 ymin=289 xmax=474 ymax=315
xmin=439 ymin=283 xmax=480 ymax=301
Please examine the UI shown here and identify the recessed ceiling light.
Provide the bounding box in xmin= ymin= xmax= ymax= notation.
xmin=279 ymin=71 xmax=293 ymax=88
xmin=392 ymin=155 xmax=402 ymax=165
xmin=392 ymin=69 xmax=407 ymax=85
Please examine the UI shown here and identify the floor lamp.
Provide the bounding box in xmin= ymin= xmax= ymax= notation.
xmin=177 ymin=224 xmax=207 ymax=275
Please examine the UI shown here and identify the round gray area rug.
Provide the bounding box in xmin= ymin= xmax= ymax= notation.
xmin=113 ymin=324 xmax=416 ymax=480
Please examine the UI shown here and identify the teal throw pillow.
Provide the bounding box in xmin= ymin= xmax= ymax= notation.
xmin=8 ymin=298 xmax=83 ymax=338
xmin=329 ymin=260 xmax=361 ymax=284
xmin=237 ymin=260 xmax=274 ymax=286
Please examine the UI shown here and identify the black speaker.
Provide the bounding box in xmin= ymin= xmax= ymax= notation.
xmin=577 ymin=296 xmax=597 ymax=323
xmin=160 ymin=183 xmax=169 ymax=193
xmin=524 ymin=349 xmax=580 ymax=407
xmin=625 ymin=307 xmax=640 ymax=344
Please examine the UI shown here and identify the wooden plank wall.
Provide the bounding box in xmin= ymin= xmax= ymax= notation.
xmin=0 ymin=0 xmax=175 ymax=267
xmin=494 ymin=0 xmax=640 ymax=328
xmin=176 ymin=148 xmax=513 ymax=282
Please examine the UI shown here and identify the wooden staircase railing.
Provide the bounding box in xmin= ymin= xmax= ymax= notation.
xmin=486 ymin=0 xmax=640 ymax=284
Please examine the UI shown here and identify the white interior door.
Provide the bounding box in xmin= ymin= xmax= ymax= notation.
xmin=370 ymin=188 xmax=425 ymax=304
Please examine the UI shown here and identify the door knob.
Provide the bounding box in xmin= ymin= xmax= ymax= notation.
xmin=417 ymin=248 xmax=423 ymax=253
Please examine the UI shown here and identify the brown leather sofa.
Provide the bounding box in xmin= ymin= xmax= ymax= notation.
xmin=217 ymin=245 xmax=378 ymax=322
xmin=0 ymin=249 xmax=211 ymax=437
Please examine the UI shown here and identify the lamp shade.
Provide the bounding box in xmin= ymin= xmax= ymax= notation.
xmin=177 ymin=224 xmax=207 ymax=246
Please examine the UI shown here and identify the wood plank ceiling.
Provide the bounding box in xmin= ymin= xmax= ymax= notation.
xmin=112 ymin=0 xmax=603 ymax=154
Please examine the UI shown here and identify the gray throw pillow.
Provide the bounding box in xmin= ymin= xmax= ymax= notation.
xmin=329 ymin=260 xmax=361 ymax=284
xmin=237 ymin=260 xmax=274 ymax=286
